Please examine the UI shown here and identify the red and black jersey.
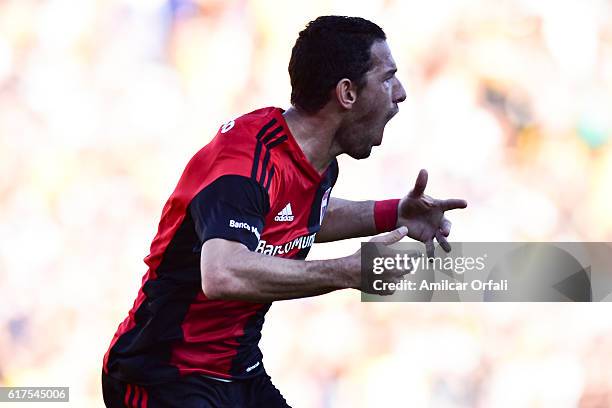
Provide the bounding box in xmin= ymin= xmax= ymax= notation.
xmin=103 ymin=107 xmax=338 ymax=384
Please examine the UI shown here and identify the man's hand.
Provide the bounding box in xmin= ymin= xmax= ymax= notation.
xmin=397 ymin=169 xmax=467 ymax=257
xmin=350 ymin=226 xmax=413 ymax=294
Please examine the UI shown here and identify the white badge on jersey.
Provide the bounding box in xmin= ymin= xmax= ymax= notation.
xmin=220 ymin=119 xmax=235 ymax=133
xmin=320 ymin=187 xmax=331 ymax=225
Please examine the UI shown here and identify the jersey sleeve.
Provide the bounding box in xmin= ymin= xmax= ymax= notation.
xmin=189 ymin=175 xmax=270 ymax=251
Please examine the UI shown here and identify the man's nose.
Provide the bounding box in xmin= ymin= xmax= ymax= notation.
xmin=393 ymin=80 xmax=407 ymax=104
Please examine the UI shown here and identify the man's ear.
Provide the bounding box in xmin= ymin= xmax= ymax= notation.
xmin=334 ymin=78 xmax=357 ymax=109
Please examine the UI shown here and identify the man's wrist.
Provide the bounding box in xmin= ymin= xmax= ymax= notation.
xmin=333 ymin=255 xmax=360 ymax=290
xmin=373 ymin=199 xmax=400 ymax=233
xmin=307 ymin=256 xmax=359 ymax=290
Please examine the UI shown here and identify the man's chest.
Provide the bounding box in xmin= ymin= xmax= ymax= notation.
xmin=256 ymin=176 xmax=334 ymax=259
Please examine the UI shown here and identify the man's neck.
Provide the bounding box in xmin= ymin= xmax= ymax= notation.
xmin=282 ymin=107 xmax=341 ymax=174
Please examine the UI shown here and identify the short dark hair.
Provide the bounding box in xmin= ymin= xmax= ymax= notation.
xmin=288 ymin=16 xmax=386 ymax=114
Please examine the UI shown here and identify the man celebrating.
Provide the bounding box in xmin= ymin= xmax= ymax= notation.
xmin=102 ymin=15 xmax=467 ymax=407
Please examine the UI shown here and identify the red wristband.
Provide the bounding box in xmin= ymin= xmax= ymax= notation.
xmin=374 ymin=199 xmax=400 ymax=233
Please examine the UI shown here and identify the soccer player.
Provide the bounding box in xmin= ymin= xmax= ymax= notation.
xmin=102 ymin=16 xmax=467 ymax=407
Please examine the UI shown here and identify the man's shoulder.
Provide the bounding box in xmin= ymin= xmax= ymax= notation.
xmin=221 ymin=106 xmax=281 ymax=140
xmin=194 ymin=107 xmax=279 ymax=156
xmin=239 ymin=106 xmax=281 ymax=124
xmin=207 ymin=106 xmax=289 ymax=166
xmin=184 ymin=107 xmax=284 ymax=187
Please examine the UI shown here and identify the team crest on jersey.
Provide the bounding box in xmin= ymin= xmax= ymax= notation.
xmin=319 ymin=187 xmax=331 ymax=225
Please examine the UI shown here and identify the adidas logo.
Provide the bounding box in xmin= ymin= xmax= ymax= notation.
xmin=274 ymin=203 xmax=294 ymax=222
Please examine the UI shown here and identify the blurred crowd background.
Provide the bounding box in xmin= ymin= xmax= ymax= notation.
xmin=1 ymin=0 xmax=611 ymax=406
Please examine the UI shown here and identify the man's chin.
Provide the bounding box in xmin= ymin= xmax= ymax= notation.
xmin=390 ymin=105 xmax=399 ymax=118
xmin=350 ymin=146 xmax=373 ymax=160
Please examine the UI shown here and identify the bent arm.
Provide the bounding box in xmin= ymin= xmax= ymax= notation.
xmin=201 ymin=238 xmax=358 ymax=302
xmin=315 ymin=198 xmax=377 ymax=243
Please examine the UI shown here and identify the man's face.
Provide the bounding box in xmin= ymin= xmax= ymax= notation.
xmin=337 ymin=40 xmax=406 ymax=159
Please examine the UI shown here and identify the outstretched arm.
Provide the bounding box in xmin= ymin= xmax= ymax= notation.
xmin=201 ymin=227 xmax=408 ymax=302
xmin=315 ymin=198 xmax=377 ymax=243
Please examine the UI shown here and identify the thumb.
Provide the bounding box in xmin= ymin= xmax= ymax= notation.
xmin=370 ymin=226 xmax=408 ymax=244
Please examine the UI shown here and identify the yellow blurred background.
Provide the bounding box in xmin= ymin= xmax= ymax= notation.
xmin=0 ymin=0 xmax=611 ymax=406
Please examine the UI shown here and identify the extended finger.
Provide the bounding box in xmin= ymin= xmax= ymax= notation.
xmin=440 ymin=219 xmax=452 ymax=236
xmin=425 ymin=239 xmax=435 ymax=258
xmin=411 ymin=169 xmax=428 ymax=197
xmin=435 ymin=230 xmax=451 ymax=252
xmin=369 ymin=226 xmax=408 ymax=244
xmin=440 ymin=199 xmax=468 ymax=211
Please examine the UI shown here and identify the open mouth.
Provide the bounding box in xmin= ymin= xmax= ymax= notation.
xmin=385 ymin=105 xmax=399 ymax=122
xmin=390 ymin=104 xmax=399 ymax=117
